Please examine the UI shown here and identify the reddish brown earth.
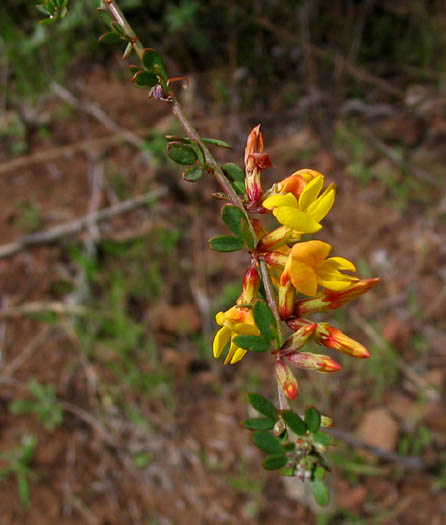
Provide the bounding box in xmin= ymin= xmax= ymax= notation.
xmin=0 ymin=63 xmax=445 ymax=523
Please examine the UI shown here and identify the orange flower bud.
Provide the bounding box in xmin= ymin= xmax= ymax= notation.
xmin=240 ymin=266 xmax=260 ymax=304
xmin=287 ymin=318 xmax=370 ymax=358
xmin=285 ymin=352 xmax=342 ymax=373
xmin=275 ymin=359 xmax=299 ymax=400
xmin=316 ymin=323 xmax=370 ymax=358
xmin=278 ymin=272 xmax=296 ymax=319
xmin=280 ymin=323 xmax=316 ymax=354
xmin=244 ymin=125 xmax=272 ymax=205
xmin=263 ymin=251 xmax=288 ymax=268
xmin=294 ymin=278 xmax=380 ymax=315
xmin=256 ymin=225 xmax=293 ymax=252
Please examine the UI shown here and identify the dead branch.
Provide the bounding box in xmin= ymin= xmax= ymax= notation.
xmin=0 ymin=188 xmax=167 ymax=259
xmin=256 ymin=17 xmax=405 ymax=99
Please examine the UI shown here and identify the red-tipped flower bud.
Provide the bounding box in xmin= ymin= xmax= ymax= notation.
xmin=315 ymin=323 xmax=370 ymax=358
xmin=294 ymin=278 xmax=381 ymax=316
xmin=256 ymin=225 xmax=292 ymax=252
xmin=275 ymin=359 xmax=299 ymax=400
xmin=285 ymin=352 xmax=342 ymax=373
xmin=280 ymin=323 xmax=316 ymax=355
xmin=278 ymin=270 xmax=296 ymax=320
xmin=240 ymin=265 xmax=260 ymax=304
xmin=287 ymin=318 xmax=370 ymax=359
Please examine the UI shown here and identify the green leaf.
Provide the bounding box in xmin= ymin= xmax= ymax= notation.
xmin=39 ymin=17 xmax=56 ymax=25
xmin=280 ymin=466 xmax=296 ymax=476
xmin=99 ymin=32 xmax=121 ymax=44
xmin=253 ymin=301 xmax=278 ymax=343
xmin=314 ymin=465 xmax=326 ymax=480
xmin=252 ymin=432 xmax=284 ymax=455
xmin=221 ymin=205 xmax=244 ymax=238
xmin=233 ymin=335 xmax=269 ymax=352
xmin=313 ymin=430 xmax=332 ymax=446
xmin=241 ymin=417 xmax=275 ymax=431
xmin=17 ymin=470 xmax=30 ymax=508
xmin=233 ymin=180 xmax=246 ymax=196
xmin=263 ymin=454 xmax=288 ymax=470
xmin=209 ymin=235 xmax=244 ymax=252
xmin=183 ymin=166 xmax=203 ymax=182
xmin=282 ymin=441 xmax=296 ymax=452
xmin=189 ymin=143 xmax=206 ymax=166
xmin=96 ymin=7 xmax=114 ymax=27
xmin=310 ymin=479 xmax=329 ymax=507
xmin=142 ymin=48 xmax=167 ymax=81
xmin=247 ymin=393 xmax=278 ymax=420
xmin=128 ymin=65 xmax=141 ymax=74
xmin=241 ymin=220 xmax=255 ymax=249
xmin=201 ymin=137 xmax=232 ymax=149
xmin=111 ymin=22 xmax=126 ymax=37
xmin=222 ymin=162 xmax=245 ymax=183
xmin=133 ymin=71 xmax=158 ymax=88
xmin=305 ymin=407 xmax=321 ymax=433
xmin=167 ymin=142 xmax=198 ymax=165
xmin=281 ymin=410 xmax=308 ymax=436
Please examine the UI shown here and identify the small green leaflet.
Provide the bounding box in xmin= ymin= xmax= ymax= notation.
xmin=222 ymin=163 xmax=245 ymax=183
xmin=142 ymin=48 xmax=167 ymax=82
xmin=247 ymin=393 xmax=278 ymax=420
xmin=221 ymin=205 xmax=244 ymax=238
xmin=253 ymin=301 xmax=278 ymax=344
xmin=310 ymin=479 xmax=329 ymax=507
xmin=183 ymin=166 xmax=203 ymax=182
xmin=263 ymin=455 xmax=288 ymax=470
xmin=281 ymin=410 xmax=307 ymax=436
xmin=305 ymin=407 xmax=321 ymax=433
xmin=99 ymin=32 xmax=121 ymax=44
xmin=133 ymin=71 xmax=158 ymax=88
xmin=233 ymin=335 xmax=269 ymax=352
xmin=241 ymin=417 xmax=275 ymax=431
xmin=209 ymin=235 xmax=244 ymax=252
xmin=313 ymin=430 xmax=332 ymax=446
xmin=252 ymin=431 xmax=284 ymax=455
xmin=201 ymin=137 xmax=232 ymax=149
xmin=167 ymin=142 xmax=198 ymax=165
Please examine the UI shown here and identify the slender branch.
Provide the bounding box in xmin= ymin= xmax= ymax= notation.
xmin=259 ymin=259 xmax=283 ymax=345
xmin=103 ymin=0 xmax=258 ymax=244
xmin=0 ymin=188 xmax=166 ymax=259
xmin=104 ymin=0 xmax=145 ymax=60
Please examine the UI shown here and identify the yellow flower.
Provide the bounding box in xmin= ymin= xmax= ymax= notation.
xmin=213 ymin=306 xmax=260 ymax=364
xmin=284 ymin=240 xmax=358 ymax=296
xmin=263 ymin=174 xmax=335 ymax=234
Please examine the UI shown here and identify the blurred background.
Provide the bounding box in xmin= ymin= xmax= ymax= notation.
xmin=0 ymin=0 xmax=445 ymax=523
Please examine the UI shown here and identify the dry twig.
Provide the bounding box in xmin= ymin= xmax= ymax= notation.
xmin=0 ymin=188 xmax=167 ymax=259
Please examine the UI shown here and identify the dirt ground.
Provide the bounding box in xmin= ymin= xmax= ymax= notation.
xmin=0 ymin=60 xmax=445 ymax=524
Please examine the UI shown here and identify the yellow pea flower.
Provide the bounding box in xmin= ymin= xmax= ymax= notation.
xmin=213 ymin=306 xmax=260 ymax=364
xmin=283 ymin=240 xmax=358 ymax=296
xmin=263 ymin=174 xmax=335 ymax=234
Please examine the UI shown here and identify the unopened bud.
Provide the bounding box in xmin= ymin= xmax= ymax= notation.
xmin=285 ymin=352 xmax=342 ymax=373
xmin=263 ymin=251 xmax=288 ymax=268
xmin=278 ymin=272 xmax=296 ymax=320
xmin=320 ymin=415 xmax=334 ymax=428
xmin=257 ymin=225 xmax=292 ymax=252
xmin=275 ymin=359 xmax=299 ymax=400
xmin=294 ymin=278 xmax=380 ymax=315
xmin=280 ymin=323 xmax=316 ymax=354
xmin=240 ymin=266 xmax=260 ymax=304
xmin=316 ymin=323 xmax=370 ymax=358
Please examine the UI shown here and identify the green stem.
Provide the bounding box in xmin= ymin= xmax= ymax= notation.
xmin=259 ymin=259 xmax=283 ymax=345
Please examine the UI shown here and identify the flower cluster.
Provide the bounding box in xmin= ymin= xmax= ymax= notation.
xmin=213 ymin=125 xmax=379 ymax=400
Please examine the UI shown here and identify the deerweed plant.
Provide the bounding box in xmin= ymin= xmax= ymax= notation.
xmin=36 ymin=0 xmax=380 ymax=507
